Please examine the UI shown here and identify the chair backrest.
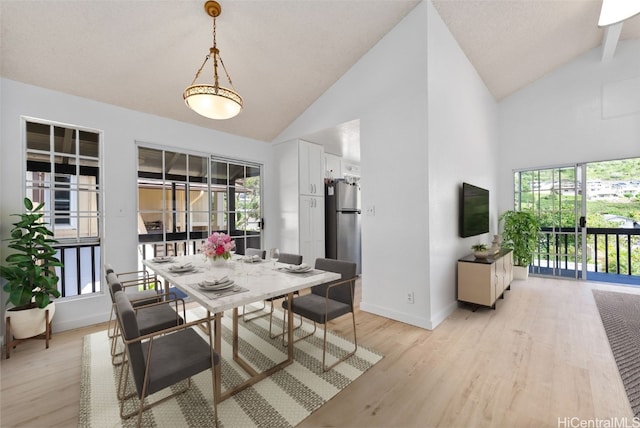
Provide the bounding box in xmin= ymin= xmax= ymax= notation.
xmin=245 ymin=248 xmax=266 ymax=259
xmin=312 ymin=258 xmax=357 ymax=306
xmin=278 ymin=252 xmax=303 ymax=265
xmin=106 ymin=271 xmax=123 ymax=297
xmin=114 ymin=291 xmax=146 ymax=397
xmin=104 ymin=263 xmax=115 ymax=284
xmin=104 ymin=263 xmax=115 ymax=275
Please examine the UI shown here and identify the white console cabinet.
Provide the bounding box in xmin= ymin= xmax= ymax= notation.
xmin=457 ymin=250 xmax=513 ymax=309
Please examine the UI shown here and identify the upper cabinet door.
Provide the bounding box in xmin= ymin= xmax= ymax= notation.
xmin=298 ymin=140 xmax=324 ymax=196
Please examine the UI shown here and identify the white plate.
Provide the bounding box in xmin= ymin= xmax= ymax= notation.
xmin=152 ymin=257 xmax=173 ymax=263
xmin=198 ymin=280 xmax=234 ymax=291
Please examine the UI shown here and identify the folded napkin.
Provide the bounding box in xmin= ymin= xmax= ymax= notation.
xmin=289 ymin=263 xmax=310 ymax=271
xmin=243 ymin=255 xmax=261 ymax=262
xmin=174 ymin=262 xmax=192 ymax=269
xmin=201 ymin=276 xmax=229 ymax=286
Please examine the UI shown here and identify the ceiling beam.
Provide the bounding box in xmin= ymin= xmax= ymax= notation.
xmin=601 ymin=22 xmax=623 ymax=62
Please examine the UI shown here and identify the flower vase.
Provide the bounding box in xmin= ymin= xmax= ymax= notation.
xmin=210 ymin=257 xmax=227 ymax=268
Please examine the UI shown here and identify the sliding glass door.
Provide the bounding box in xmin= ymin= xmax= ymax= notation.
xmin=514 ymin=164 xmax=587 ymax=279
xmin=137 ymin=146 xmax=263 ymax=260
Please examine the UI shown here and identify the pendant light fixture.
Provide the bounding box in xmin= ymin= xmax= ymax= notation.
xmin=183 ymin=1 xmax=243 ymax=120
xmin=598 ymin=0 xmax=640 ymax=26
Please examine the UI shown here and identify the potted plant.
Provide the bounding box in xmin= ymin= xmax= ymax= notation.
xmin=499 ymin=209 xmax=540 ymax=279
xmin=1 ymin=198 xmax=62 ymax=342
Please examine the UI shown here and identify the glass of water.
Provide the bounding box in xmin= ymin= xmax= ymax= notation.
xmin=270 ymin=248 xmax=280 ymax=268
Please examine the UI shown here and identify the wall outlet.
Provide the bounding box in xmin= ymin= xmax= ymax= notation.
xmin=365 ymin=204 xmax=375 ymax=216
xmin=407 ymin=291 xmax=414 ymax=304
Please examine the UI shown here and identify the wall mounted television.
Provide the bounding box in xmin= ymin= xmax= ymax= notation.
xmin=459 ymin=182 xmax=489 ymax=238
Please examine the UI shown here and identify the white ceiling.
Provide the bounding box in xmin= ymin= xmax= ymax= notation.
xmin=2 ymin=1 xmax=639 ymax=162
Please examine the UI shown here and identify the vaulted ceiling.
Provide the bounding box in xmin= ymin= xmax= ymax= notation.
xmin=2 ymin=0 xmax=639 ymax=154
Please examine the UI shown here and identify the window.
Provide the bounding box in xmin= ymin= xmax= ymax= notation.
xmin=24 ymin=119 xmax=102 ymax=297
xmin=137 ymin=145 xmax=263 ymax=259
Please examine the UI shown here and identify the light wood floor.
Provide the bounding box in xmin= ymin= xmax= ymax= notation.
xmin=1 ymin=276 xmax=636 ymax=427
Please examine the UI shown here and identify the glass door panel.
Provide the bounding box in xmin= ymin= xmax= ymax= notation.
xmin=516 ymin=165 xmax=585 ymax=279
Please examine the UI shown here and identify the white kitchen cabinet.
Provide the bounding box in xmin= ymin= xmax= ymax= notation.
xmin=299 ymin=140 xmax=323 ymax=196
xmin=274 ymin=140 xmax=325 ymax=264
xmin=324 ymin=153 xmax=342 ymax=179
xmin=299 ymin=195 xmax=325 ymax=265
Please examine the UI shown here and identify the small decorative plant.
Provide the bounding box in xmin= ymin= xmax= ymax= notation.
xmin=499 ymin=210 xmax=540 ymax=267
xmin=471 ymin=243 xmax=488 ymax=252
xmin=0 ymin=198 xmax=62 ymax=309
xmin=201 ymin=232 xmax=236 ymax=261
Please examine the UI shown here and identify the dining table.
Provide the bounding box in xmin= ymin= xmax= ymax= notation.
xmin=141 ymin=254 xmax=340 ymax=403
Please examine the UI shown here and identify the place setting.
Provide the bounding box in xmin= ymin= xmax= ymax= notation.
xmin=166 ymin=262 xmax=199 ymax=275
xmin=241 ymin=254 xmax=264 ymax=263
xmin=278 ymin=263 xmax=322 ymax=277
xmin=150 ymin=256 xmax=174 ymax=263
xmin=190 ymin=275 xmax=248 ymax=299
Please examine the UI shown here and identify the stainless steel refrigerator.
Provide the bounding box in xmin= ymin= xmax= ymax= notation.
xmin=325 ymin=179 xmax=361 ymax=275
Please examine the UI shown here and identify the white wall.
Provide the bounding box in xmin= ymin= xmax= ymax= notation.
xmin=497 ymin=39 xmax=640 ymax=213
xmin=426 ymin=1 xmax=499 ymax=326
xmin=276 ymin=1 xmax=499 ymax=329
xmin=0 ymin=78 xmax=274 ymax=333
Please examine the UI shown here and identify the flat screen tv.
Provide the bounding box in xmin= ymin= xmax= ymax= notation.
xmin=460 ymin=182 xmax=489 ymax=238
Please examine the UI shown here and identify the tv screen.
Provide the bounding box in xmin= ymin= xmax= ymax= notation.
xmin=460 ymin=183 xmax=489 ymax=238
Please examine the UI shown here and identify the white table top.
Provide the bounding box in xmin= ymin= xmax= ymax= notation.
xmin=142 ymin=255 xmax=340 ymax=313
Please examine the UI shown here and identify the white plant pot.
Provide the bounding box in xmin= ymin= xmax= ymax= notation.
xmin=5 ymin=302 xmax=55 ymax=339
xmin=513 ymin=265 xmax=529 ymax=280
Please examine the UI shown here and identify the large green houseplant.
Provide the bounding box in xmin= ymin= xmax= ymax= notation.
xmin=499 ymin=210 xmax=540 ymax=277
xmin=1 ymin=198 xmax=62 ymax=310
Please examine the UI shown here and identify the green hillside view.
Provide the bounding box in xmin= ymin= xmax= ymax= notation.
xmin=515 ymin=158 xmax=640 ymax=277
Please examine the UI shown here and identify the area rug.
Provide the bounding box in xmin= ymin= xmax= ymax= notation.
xmin=592 ymin=289 xmax=640 ymax=417
xmin=79 ymin=306 xmax=383 ymax=427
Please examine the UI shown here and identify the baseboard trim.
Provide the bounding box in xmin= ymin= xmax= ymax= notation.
xmin=359 ymin=302 xmax=433 ymax=330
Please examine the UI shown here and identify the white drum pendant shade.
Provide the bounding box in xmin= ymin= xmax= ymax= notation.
xmin=183 ymin=84 xmax=242 ymax=120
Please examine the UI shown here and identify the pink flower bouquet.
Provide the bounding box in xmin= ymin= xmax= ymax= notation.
xmin=202 ymin=232 xmax=235 ymax=261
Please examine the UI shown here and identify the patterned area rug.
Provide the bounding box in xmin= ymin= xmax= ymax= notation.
xmin=592 ymin=290 xmax=640 ymax=417
xmin=79 ymin=306 xmax=382 ymax=427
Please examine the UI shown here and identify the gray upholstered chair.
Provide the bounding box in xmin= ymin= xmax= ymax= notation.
xmin=105 ymin=264 xmax=162 ymax=341
xmin=114 ymin=291 xmax=219 ymax=427
xmin=107 ymin=273 xmax=185 ymax=366
xmin=281 ymin=258 xmax=357 ymax=371
xmin=244 ymin=248 xmax=266 ymax=259
xmin=242 ymin=252 xmax=304 ymax=338
xmin=277 ymin=252 xmax=303 ymax=266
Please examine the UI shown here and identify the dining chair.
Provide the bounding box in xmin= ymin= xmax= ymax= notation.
xmin=104 ymin=267 xmax=163 ymax=343
xmin=242 ymin=252 xmax=304 ymax=338
xmin=108 ymin=277 xmax=186 ymax=367
xmin=281 ymin=258 xmax=357 ymax=372
xmin=244 ymin=248 xmax=266 ymax=259
xmin=114 ymin=291 xmax=219 ymax=428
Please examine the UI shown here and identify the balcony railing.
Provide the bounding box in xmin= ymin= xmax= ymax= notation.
xmin=54 ymin=242 xmax=102 ymax=297
xmin=533 ymin=227 xmax=640 ymax=282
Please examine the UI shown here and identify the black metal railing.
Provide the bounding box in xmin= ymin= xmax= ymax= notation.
xmin=534 ymin=227 xmax=640 ymax=277
xmin=54 ymin=242 xmax=101 ymax=297
xmin=588 ymin=227 xmax=640 ymax=275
